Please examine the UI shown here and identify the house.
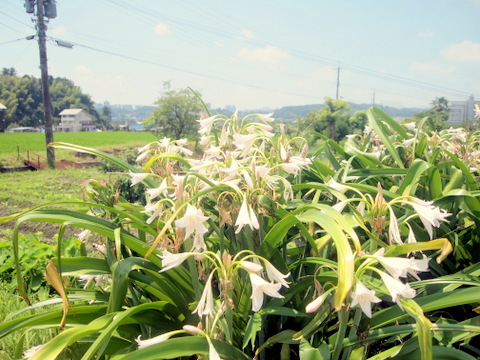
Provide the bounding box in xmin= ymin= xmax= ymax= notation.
xmin=57 ymin=109 xmax=96 ymax=132
xmin=447 ymin=96 xmax=480 ymax=125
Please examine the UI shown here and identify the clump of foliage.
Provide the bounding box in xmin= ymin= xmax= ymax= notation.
xmin=0 ymin=108 xmax=479 ymax=360
xmin=298 ymin=96 xmax=368 ymax=142
xmin=143 ymin=81 xmax=204 ymax=139
xmin=0 ymin=67 xmax=110 ymax=130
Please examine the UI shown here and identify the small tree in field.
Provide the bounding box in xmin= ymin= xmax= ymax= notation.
xmin=145 ymin=81 xmax=203 ymax=139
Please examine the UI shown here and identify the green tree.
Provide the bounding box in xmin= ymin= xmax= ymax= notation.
xmin=145 ymin=82 xmax=203 ymax=139
xmin=299 ymin=97 xmax=366 ymax=141
xmin=406 ymin=96 xmax=449 ymax=131
xmin=0 ymin=70 xmax=109 ymax=130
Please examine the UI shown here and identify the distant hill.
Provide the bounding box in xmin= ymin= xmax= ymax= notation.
xmin=98 ymin=102 xmax=426 ymax=124
xmin=212 ymin=103 xmax=426 ymax=122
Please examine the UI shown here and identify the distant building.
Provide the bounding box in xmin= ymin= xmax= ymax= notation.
xmin=8 ymin=127 xmax=38 ymax=133
xmin=448 ymin=96 xmax=480 ymax=125
xmin=57 ymin=109 xmax=96 ymax=132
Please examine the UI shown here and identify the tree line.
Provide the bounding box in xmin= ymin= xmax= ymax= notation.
xmin=0 ymin=67 xmax=112 ymax=132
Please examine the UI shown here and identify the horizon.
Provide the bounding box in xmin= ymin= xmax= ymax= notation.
xmin=2 ymin=0 xmax=479 ymax=110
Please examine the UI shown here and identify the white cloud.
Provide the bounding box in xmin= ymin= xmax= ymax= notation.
xmin=238 ymin=45 xmax=289 ymax=70
xmin=411 ymin=61 xmax=456 ymax=75
xmin=418 ymin=30 xmax=435 ymax=39
xmin=442 ymin=40 xmax=480 ymax=62
xmin=51 ymin=26 xmax=67 ymax=35
xmin=238 ymin=29 xmax=255 ymax=41
xmin=74 ymin=64 xmax=92 ymax=76
xmin=154 ymin=23 xmax=170 ymax=35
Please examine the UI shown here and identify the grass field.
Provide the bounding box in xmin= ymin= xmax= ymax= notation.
xmin=0 ymin=131 xmax=158 ymax=166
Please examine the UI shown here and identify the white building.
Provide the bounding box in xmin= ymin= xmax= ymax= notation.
xmin=57 ymin=109 xmax=96 ymax=132
xmin=448 ymin=96 xmax=480 ymax=125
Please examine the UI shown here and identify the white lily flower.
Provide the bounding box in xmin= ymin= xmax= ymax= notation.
xmin=197 ymin=115 xmax=218 ymax=135
xmin=372 ymin=249 xmax=429 ymax=279
xmin=242 ymin=169 xmax=254 ymax=188
xmin=305 ymin=293 xmax=326 ymax=313
xmin=159 ymin=137 xmax=170 ymax=149
xmin=175 ymin=204 xmax=209 ymax=240
xmin=264 ymin=261 xmax=290 ymax=288
xmin=193 ymin=272 xmax=215 ymax=317
xmin=403 ymin=122 xmax=417 ymax=130
xmin=136 ymin=150 xmax=150 ymax=162
xmin=158 ymin=249 xmax=195 ymax=272
xmin=232 ymin=133 xmax=257 ymax=157
xmin=136 ymin=332 xmax=173 ymax=349
xmin=254 ymin=164 xmax=269 ymax=178
xmin=332 ymin=200 xmax=348 ymax=213
xmin=241 ymin=261 xmax=264 ymax=273
xmin=192 ymin=230 xmax=207 ymax=252
xmin=170 ymin=144 xmax=193 ymax=156
xmin=200 ymin=135 xmax=210 ymax=146
xmin=280 ymin=145 xmax=288 ymax=161
xmin=408 ymin=198 xmax=451 ymax=239
xmin=146 ymin=179 xmax=168 ymax=200
xmin=379 ymin=271 xmax=416 ymax=303
xmin=388 ymin=207 xmax=403 ymax=245
xmin=207 ymin=338 xmax=221 ymax=360
xmin=141 ymin=201 xmax=162 ymax=224
xmin=23 ymin=344 xmax=43 ymax=359
xmin=138 ymin=143 xmax=151 ymax=154
xmin=128 ymin=171 xmax=149 ymax=186
xmin=402 ymin=138 xmax=416 ymax=148
xmin=406 ymin=223 xmax=417 ymax=244
xmin=249 ymin=273 xmax=283 ymax=312
xmin=76 ymin=229 xmax=91 ymax=242
xmin=182 ymin=325 xmax=203 ymax=334
xmin=326 ymin=178 xmax=349 ymax=194
xmin=279 ymin=162 xmax=301 ymax=174
xmin=256 ymin=112 xmax=274 ymax=123
xmin=350 ymin=281 xmax=381 ymax=318
xmin=235 ymin=197 xmax=260 ymax=234
xmin=204 ymin=145 xmax=222 ymax=159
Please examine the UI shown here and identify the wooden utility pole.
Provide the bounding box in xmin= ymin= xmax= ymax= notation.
xmin=36 ymin=0 xmax=56 ymax=169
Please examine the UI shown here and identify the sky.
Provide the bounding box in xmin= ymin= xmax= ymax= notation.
xmin=1 ymin=0 xmax=480 ymax=111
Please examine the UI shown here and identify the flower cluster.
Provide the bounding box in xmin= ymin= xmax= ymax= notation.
xmin=159 ymin=249 xmax=290 ymax=314
xmin=129 ymin=112 xmax=312 ymax=252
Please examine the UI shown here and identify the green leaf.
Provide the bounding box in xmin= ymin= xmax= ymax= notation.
xmin=370 ymin=287 xmax=480 ymax=329
xmin=117 ymin=336 xmax=251 ymax=360
xmin=296 ymin=208 xmax=355 ymax=310
xmin=242 ymin=312 xmax=262 ymax=350
xmin=367 ymin=107 xmax=405 ymax=169
xmin=300 ymin=338 xmax=330 ymax=360
xmin=396 ymin=159 xmax=430 ymax=196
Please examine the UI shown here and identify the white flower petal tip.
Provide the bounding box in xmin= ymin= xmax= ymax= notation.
xmin=379 ymin=271 xmax=416 ymax=303
xmin=241 ymin=261 xmax=264 ymax=273
xmin=182 ymin=325 xmax=203 ymax=334
xmin=158 ymin=250 xmax=194 ymax=272
xmin=249 ymin=273 xmax=284 ymax=312
xmin=305 ymin=294 xmax=326 ymax=313
xmin=128 ymin=171 xmax=149 ymax=186
xmin=264 ymin=262 xmax=290 ymax=288
xmin=136 ymin=333 xmax=172 ymax=349
xmin=235 ymin=198 xmax=260 ymax=234
xmin=350 ymin=281 xmax=381 ymax=318
xmin=193 ymin=273 xmax=215 ymax=317
xmin=174 ymin=204 xmax=209 ymax=250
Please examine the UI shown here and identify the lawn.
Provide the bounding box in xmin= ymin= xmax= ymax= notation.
xmin=0 ymin=168 xmax=112 ymax=239
xmin=0 ymin=131 xmax=158 ymax=166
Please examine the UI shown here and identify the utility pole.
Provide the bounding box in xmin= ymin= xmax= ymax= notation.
xmin=27 ymin=0 xmax=57 ymax=169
